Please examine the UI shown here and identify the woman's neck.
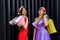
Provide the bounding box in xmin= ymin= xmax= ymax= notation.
xmin=21 ymin=15 xmax=26 ymax=17
xmin=39 ymin=15 xmax=43 ymax=18
xmin=22 ymin=15 xmax=26 ymax=16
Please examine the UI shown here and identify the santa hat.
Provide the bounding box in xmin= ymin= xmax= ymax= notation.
xmin=42 ymin=7 xmax=46 ymax=12
xmin=18 ymin=6 xmax=24 ymax=14
xmin=40 ymin=7 xmax=46 ymax=13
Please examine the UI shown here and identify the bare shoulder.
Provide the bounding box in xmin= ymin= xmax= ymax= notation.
xmin=35 ymin=17 xmax=38 ymax=21
xmin=26 ymin=17 xmax=28 ymax=19
xmin=26 ymin=17 xmax=28 ymax=20
xmin=25 ymin=16 xmax=28 ymax=19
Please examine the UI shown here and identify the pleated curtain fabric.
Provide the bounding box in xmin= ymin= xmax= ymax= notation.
xmin=0 ymin=0 xmax=59 ymax=40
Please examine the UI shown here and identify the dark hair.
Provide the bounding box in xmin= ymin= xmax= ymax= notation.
xmin=38 ymin=7 xmax=43 ymax=11
xmin=37 ymin=7 xmax=46 ymax=17
xmin=20 ymin=8 xmax=26 ymax=15
xmin=38 ymin=7 xmax=46 ymax=12
xmin=20 ymin=8 xmax=24 ymax=15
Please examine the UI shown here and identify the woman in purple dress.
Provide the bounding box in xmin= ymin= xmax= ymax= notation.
xmin=32 ymin=7 xmax=50 ymax=40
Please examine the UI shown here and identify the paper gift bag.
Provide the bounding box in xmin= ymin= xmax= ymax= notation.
xmin=47 ymin=19 xmax=57 ymax=34
xmin=17 ymin=17 xmax=25 ymax=27
xmin=9 ymin=16 xmax=22 ymax=25
xmin=14 ymin=16 xmax=23 ymax=24
xmin=9 ymin=17 xmax=18 ymax=25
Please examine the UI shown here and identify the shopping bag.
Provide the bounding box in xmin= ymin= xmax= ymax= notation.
xmin=47 ymin=19 xmax=57 ymax=34
xmin=9 ymin=17 xmax=18 ymax=25
xmin=9 ymin=16 xmax=23 ymax=25
xmin=14 ymin=16 xmax=23 ymax=24
xmin=17 ymin=17 xmax=25 ymax=27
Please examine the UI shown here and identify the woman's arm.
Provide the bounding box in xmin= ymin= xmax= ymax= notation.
xmin=33 ymin=28 xmax=36 ymax=40
xmin=32 ymin=18 xmax=39 ymax=29
xmin=23 ymin=17 xmax=28 ymax=29
xmin=44 ymin=14 xmax=48 ymax=26
xmin=33 ymin=18 xmax=38 ymax=40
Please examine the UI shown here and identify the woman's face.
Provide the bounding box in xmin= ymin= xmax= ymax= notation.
xmin=21 ymin=8 xmax=27 ymax=15
xmin=38 ymin=9 xmax=44 ymax=16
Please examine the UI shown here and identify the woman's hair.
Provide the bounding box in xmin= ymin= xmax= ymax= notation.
xmin=20 ymin=8 xmax=24 ymax=15
xmin=37 ymin=7 xmax=46 ymax=17
xmin=39 ymin=7 xmax=46 ymax=13
xmin=18 ymin=8 xmax=24 ymax=15
xmin=18 ymin=6 xmax=26 ymax=15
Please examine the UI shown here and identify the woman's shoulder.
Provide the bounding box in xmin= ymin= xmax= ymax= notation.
xmin=35 ymin=17 xmax=38 ymax=21
xmin=25 ymin=16 xmax=28 ymax=20
xmin=26 ymin=16 xmax=28 ymax=19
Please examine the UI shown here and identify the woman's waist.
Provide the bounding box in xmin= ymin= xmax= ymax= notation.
xmin=37 ymin=24 xmax=45 ymax=27
xmin=19 ymin=26 xmax=28 ymax=30
xmin=37 ymin=26 xmax=46 ymax=30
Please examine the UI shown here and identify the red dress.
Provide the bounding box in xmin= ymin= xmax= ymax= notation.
xmin=18 ymin=18 xmax=28 ymax=40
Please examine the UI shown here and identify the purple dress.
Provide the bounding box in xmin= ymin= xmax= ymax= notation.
xmin=32 ymin=19 xmax=50 ymax=40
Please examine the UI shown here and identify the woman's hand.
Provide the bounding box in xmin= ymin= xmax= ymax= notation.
xmin=44 ymin=14 xmax=48 ymax=18
xmin=43 ymin=14 xmax=48 ymax=26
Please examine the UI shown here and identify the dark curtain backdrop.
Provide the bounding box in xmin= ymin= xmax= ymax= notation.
xmin=0 ymin=0 xmax=59 ymax=40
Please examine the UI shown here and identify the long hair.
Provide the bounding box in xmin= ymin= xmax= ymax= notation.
xmin=18 ymin=7 xmax=26 ymax=16
xmin=19 ymin=8 xmax=24 ymax=15
xmin=38 ymin=7 xmax=46 ymax=16
xmin=39 ymin=7 xmax=46 ymax=13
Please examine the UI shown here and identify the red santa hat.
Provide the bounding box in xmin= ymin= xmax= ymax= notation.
xmin=41 ymin=7 xmax=46 ymax=13
xmin=18 ymin=6 xmax=24 ymax=14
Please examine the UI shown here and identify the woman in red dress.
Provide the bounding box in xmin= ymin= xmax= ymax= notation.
xmin=17 ymin=6 xmax=28 ymax=40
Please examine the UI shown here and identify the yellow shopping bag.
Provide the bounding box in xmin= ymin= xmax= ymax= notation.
xmin=47 ymin=19 xmax=57 ymax=34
